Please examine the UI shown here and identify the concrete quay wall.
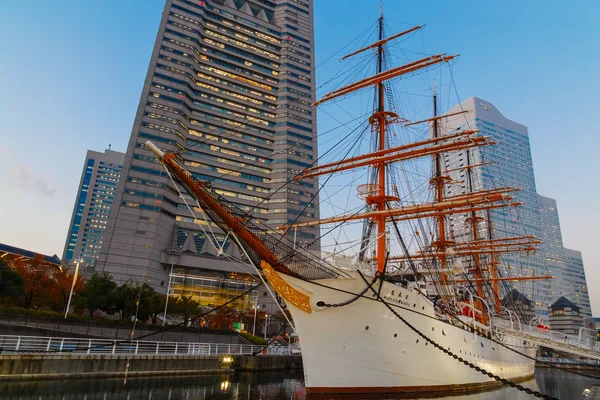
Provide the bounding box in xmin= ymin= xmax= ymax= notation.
xmin=0 ymin=354 xmax=302 ymax=380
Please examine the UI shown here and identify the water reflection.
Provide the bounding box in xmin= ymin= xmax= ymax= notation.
xmin=0 ymin=369 xmax=596 ymax=399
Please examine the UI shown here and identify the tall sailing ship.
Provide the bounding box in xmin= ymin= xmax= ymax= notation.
xmin=146 ymin=11 xmax=547 ymax=395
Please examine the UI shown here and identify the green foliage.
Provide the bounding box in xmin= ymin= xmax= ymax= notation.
xmin=74 ymin=272 xmax=118 ymax=315
xmin=239 ymin=331 xmax=268 ymax=345
xmin=39 ymin=310 xmax=61 ymax=318
xmin=170 ymin=295 xmax=203 ymax=326
xmin=149 ymin=292 xmax=167 ymax=325
xmin=113 ymin=282 xmax=156 ymax=321
xmin=5 ymin=306 xmax=28 ymax=314
xmin=0 ymin=259 xmax=25 ymax=305
xmin=66 ymin=313 xmax=83 ymax=320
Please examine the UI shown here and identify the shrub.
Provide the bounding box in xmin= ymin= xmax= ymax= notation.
xmin=39 ymin=310 xmax=61 ymax=318
xmin=67 ymin=313 xmax=82 ymax=320
xmin=239 ymin=331 xmax=268 ymax=345
xmin=6 ymin=306 xmax=28 ymax=314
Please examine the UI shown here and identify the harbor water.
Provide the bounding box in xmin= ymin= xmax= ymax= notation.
xmin=0 ymin=369 xmax=597 ymax=400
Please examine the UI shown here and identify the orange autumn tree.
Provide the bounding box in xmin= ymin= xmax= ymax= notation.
xmin=209 ymin=305 xmax=239 ymax=330
xmin=47 ymin=267 xmax=85 ymax=312
xmin=9 ymin=255 xmax=56 ymax=309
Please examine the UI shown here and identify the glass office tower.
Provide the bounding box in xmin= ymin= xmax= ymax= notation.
xmin=96 ymin=0 xmax=318 ymax=311
xmin=442 ymin=97 xmax=592 ymax=318
xmin=564 ymin=248 xmax=592 ymax=317
xmin=63 ymin=149 xmax=124 ymax=269
xmin=443 ymin=97 xmax=548 ymax=315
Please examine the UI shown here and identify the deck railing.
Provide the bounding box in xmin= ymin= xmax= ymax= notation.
xmin=493 ymin=317 xmax=600 ymax=352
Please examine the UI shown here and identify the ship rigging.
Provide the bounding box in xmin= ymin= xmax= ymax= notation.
xmin=144 ymin=9 xmax=560 ymax=397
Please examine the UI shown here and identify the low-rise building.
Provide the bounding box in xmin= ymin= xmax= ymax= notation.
xmin=501 ymin=289 xmax=536 ymax=324
xmin=0 ymin=242 xmax=61 ymax=267
xmin=548 ymin=296 xmax=585 ymax=335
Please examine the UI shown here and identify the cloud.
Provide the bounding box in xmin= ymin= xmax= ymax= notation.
xmin=0 ymin=149 xmax=57 ymax=197
xmin=8 ymin=165 xmax=57 ymax=197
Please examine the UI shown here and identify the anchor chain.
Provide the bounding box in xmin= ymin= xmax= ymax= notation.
xmin=357 ymin=271 xmax=559 ymax=400
xmin=321 ymin=274 xmax=379 ymax=308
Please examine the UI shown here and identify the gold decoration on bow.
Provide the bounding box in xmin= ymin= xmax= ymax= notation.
xmin=261 ymin=260 xmax=312 ymax=314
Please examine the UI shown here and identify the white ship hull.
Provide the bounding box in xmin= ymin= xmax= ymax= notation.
xmin=278 ymin=271 xmax=536 ymax=394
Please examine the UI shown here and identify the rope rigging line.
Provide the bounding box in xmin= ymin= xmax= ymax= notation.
xmin=270 ymin=123 xmax=369 ymax=250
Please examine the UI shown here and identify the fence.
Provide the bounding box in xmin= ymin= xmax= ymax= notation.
xmin=0 ymin=335 xmax=299 ymax=356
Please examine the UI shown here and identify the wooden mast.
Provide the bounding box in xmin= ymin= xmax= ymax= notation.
xmin=487 ymin=208 xmax=502 ymax=314
xmin=375 ymin=11 xmax=387 ymax=274
xmin=431 ymin=82 xmax=450 ymax=285
xmin=465 ymin=143 xmax=485 ymax=298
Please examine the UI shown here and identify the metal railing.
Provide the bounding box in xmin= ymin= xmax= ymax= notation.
xmin=493 ymin=317 xmax=600 ymax=352
xmin=538 ymin=357 xmax=600 ymax=365
xmin=0 ymin=335 xmax=300 ymax=356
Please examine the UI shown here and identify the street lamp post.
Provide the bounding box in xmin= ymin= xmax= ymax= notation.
xmin=162 ymin=263 xmax=174 ymax=326
xmin=64 ymin=258 xmax=81 ymax=319
xmin=252 ymin=306 xmax=258 ymax=336
xmin=264 ymin=314 xmax=270 ymax=340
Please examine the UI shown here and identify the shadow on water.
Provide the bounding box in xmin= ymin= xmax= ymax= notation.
xmin=0 ymin=369 xmax=597 ymax=399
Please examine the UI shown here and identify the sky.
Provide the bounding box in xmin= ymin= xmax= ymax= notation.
xmin=0 ymin=1 xmax=598 ymax=313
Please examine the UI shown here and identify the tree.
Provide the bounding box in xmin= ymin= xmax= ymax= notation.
xmin=0 ymin=258 xmax=25 ymax=305
xmin=271 ymin=309 xmax=292 ymax=338
xmin=210 ymin=305 xmax=239 ymax=330
xmin=75 ymin=272 xmax=117 ymax=316
xmin=47 ymin=267 xmax=85 ymax=312
xmin=113 ymin=282 xmax=155 ymax=321
xmin=148 ymin=292 xmax=167 ymax=325
xmin=10 ymin=255 xmax=55 ymax=308
xmin=171 ymin=295 xmax=203 ymax=326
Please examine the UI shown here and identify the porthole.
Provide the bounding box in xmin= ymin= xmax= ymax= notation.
xmin=365 ymin=326 xmax=369 ymax=330
xmin=316 ymin=301 xmax=326 ymax=308
xmin=394 ymin=333 xmax=398 ymax=338
xmin=432 ymin=327 xmax=435 ymax=332
xmin=416 ymin=339 xmax=419 ymax=344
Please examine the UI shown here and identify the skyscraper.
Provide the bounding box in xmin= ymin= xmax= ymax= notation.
xmin=563 ymin=248 xmax=591 ymax=317
xmin=442 ymin=97 xmax=548 ymax=315
xmin=96 ymin=0 xmax=318 ymax=310
xmin=442 ymin=97 xmax=592 ymax=318
xmin=63 ymin=149 xmax=124 ymax=270
xmin=537 ymin=194 xmax=569 ymax=309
